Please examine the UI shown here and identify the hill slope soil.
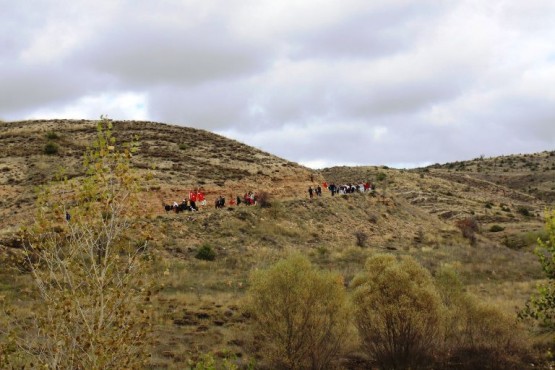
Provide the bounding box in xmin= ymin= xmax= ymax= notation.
xmin=0 ymin=119 xmax=553 ymax=367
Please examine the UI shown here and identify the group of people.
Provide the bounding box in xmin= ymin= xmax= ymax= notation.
xmin=166 ymin=190 xmax=206 ymax=213
xmin=166 ymin=180 xmax=377 ymax=213
xmin=166 ymin=190 xmax=260 ymax=213
xmin=309 ymin=182 xmax=376 ymax=198
xmin=215 ymin=191 xmax=259 ymax=209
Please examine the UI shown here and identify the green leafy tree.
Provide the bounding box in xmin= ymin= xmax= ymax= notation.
xmin=247 ymin=254 xmax=351 ymax=370
xmin=9 ymin=118 xmax=154 ymax=369
xmin=521 ymin=210 xmax=555 ymax=329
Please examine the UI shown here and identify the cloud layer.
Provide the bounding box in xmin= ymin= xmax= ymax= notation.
xmin=2 ymin=0 xmax=554 ymax=168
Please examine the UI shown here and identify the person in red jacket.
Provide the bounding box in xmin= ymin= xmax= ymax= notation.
xmin=189 ymin=190 xmax=198 ymax=211
xmin=197 ymin=191 xmax=205 ymax=206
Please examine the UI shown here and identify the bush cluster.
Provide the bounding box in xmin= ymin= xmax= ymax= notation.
xmin=247 ymin=254 xmax=531 ymax=369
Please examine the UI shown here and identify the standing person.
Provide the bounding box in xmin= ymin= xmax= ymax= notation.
xmin=316 ymin=185 xmax=322 ymax=197
xmin=237 ymin=195 xmax=241 ymax=205
xmin=329 ymin=183 xmax=336 ymax=196
xmin=189 ymin=190 xmax=198 ymax=211
xmin=197 ymin=191 xmax=206 ymax=206
xmin=308 ymin=186 xmax=314 ymax=199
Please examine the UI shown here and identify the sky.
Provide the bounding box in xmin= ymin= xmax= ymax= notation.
xmin=1 ymin=0 xmax=555 ymax=169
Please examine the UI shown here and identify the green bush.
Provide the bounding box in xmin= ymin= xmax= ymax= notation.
xmin=520 ymin=210 xmax=555 ymax=329
xmin=45 ymin=131 xmax=59 ymax=140
xmin=351 ymin=254 xmax=444 ymax=369
xmin=178 ymin=143 xmax=188 ymax=150
xmin=195 ymin=245 xmax=216 ymax=261
xmin=489 ymin=225 xmax=505 ymax=232
xmin=43 ymin=142 xmax=59 ymax=155
xmin=247 ymin=254 xmax=351 ymax=369
xmin=517 ymin=206 xmax=531 ymax=217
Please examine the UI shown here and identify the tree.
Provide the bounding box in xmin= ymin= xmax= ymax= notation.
xmin=247 ymin=254 xmax=351 ymax=370
xmin=11 ymin=118 xmax=154 ymax=368
xmin=351 ymin=254 xmax=444 ymax=369
xmin=520 ymin=209 xmax=555 ymax=329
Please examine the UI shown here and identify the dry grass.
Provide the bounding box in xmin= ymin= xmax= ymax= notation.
xmin=0 ymin=119 xmax=554 ymax=367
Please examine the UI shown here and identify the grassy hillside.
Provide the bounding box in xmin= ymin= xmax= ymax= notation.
xmin=0 ymin=119 xmax=553 ymax=368
xmin=425 ymin=151 xmax=555 ymax=202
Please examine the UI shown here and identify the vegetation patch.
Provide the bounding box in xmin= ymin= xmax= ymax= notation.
xmin=489 ymin=224 xmax=505 ymax=232
xmin=43 ymin=142 xmax=59 ymax=155
xmin=195 ymin=244 xmax=216 ymax=261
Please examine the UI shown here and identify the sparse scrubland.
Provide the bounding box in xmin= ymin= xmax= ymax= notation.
xmin=0 ymin=119 xmax=554 ymax=369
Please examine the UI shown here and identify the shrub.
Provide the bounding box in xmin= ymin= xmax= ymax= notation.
xmin=376 ymin=172 xmax=387 ymax=182
xmin=489 ymin=224 xmax=505 ymax=232
xmin=436 ymin=267 xmax=530 ymax=368
xmin=178 ymin=143 xmax=188 ymax=150
xmin=43 ymin=142 xmax=59 ymax=155
xmin=517 ymin=206 xmax=531 ymax=217
xmin=456 ymin=217 xmax=479 ymax=245
xmin=257 ymin=191 xmax=271 ymax=208
xmin=45 ymin=131 xmax=59 ymax=140
xmin=520 ymin=209 xmax=555 ymax=329
xmin=354 ymin=231 xmax=368 ymax=247
xmin=351 ymin=254 xmax=444 ymax=369
xmin=247 ymin=254 xmax=351 ymax=369
xmin=195 ymin=245 xmax=216 ymax=261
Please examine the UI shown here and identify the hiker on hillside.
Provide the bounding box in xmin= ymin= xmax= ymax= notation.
xmin=236 ymin=195 xmax=241 ymax=205
xmin=215 ymin=196 xmax=225 ymax=209
xmin=316 ymin=185 xmax=322 ymax=197
xmin=364 ymin=182 xmax=370 ymax=192
xmin=329 ymin=183 xmax=336 ymax=196
xmin=197 ymin=191 xmax=206 ymax=206
xmin=308 ymin=186 xmax=314 ymax=199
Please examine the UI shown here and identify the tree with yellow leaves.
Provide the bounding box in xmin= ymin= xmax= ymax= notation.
xmin=9 ymin=118 xmax=154 ymax=369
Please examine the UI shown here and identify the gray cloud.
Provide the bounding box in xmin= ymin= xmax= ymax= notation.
xmin=71 ymin=18 xmax=272 ymax=87
xmin=1 ymin=0 xmax=554 ymax=167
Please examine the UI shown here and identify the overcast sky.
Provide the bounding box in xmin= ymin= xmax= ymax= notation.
xmin=2 ymin=1 xmax=554 ymax=168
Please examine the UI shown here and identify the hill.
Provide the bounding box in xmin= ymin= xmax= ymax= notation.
xmin=0 ymin=119 xmax=317 ymax=232
xmin=0 ymin=119 xmax=553 ymax=368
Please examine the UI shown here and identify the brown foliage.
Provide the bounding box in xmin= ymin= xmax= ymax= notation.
xmin=456 ymin=217 xmax=479 ymax=245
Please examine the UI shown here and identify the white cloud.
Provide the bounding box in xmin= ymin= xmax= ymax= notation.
xmin=2 ymin=0 xmax=555 ymax=167
xmin=25 ymin=92 xmax=148 ymax=121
